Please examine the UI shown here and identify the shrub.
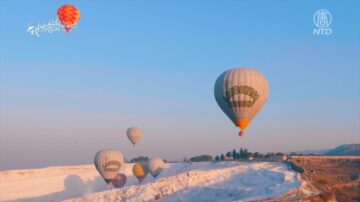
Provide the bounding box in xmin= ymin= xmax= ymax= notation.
xmin=350 ymin=174 xmax=359 ymax=181
xmin=288 ymin=162 xmax=304 ymax=173
xmin=190 ymin=155 xmax=213 ymax=162
xmin=130 ymin=156 xmax=148 ymax=163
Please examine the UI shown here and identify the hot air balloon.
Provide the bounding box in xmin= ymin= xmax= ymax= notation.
xmin=111 ymin=173 xmax=127 ymax=188
xmin=148 ymin=158 xmax=165 ymax=178
xmin=132 ymin=163 xmax=148 ymax=183
xmin=94 ymin=149 xmax=124 ymax=184
xmin=214 ymin=68 xmax=269 ymax=137
xmin=57 ymin=4 xmax=80 ymax=32
xmin=127 ymin=127 xmax=143 ymax=146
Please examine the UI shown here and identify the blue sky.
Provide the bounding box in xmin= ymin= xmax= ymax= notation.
xmin=0 ymin=0 xmax=359 ymax=169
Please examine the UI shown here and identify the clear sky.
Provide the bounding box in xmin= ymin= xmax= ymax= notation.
xmin=0 ymin=0 xmax=359 ymax=170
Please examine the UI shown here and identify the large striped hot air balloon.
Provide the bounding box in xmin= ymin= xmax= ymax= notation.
xmin=57 ymin=4 xmax=80 ymax=32
xmin=94 ymin=149 xmax=124 ymax=184
xmin=214 ymin=68 xmax=269 ymax=137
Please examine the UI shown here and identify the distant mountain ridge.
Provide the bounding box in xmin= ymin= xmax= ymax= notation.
xmin=325 ymin=144 xmax=360 ymax=156
xmin=291 ymin=149 xmax=330 ymax=155
xmin=291 ymin=144 xmax=360 ymax=156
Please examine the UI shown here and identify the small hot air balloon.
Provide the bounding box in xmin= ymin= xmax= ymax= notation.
xmin=57 ymin=4 xmax=80 ymax=32
xmin=111 ymin=173 xmax=127 ymax=188
xmin=94 ymin=149 xmax=124 ymax=184
xmin=148 ymin=158 xmax=165 ymax=178
xmin=214 ymin=68 xmax=269 ymax=137
xmin=127 ymin=127 xmax=143 ymax=146
xmin=132 ymin=163 xmax=148 ymax=183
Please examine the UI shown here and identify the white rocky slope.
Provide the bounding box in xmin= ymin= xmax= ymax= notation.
xmin=0 ymin=162 xmax=309 ymax=202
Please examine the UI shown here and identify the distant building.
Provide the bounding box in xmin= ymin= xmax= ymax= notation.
xmin=224 ymin=157 xmax=233 ymax=161
xmin=282 ymin=155 xmax=289 ymax=161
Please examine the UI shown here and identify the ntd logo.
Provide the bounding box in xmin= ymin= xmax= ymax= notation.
xmin=313 ymin=9 xmax=332 ymax=36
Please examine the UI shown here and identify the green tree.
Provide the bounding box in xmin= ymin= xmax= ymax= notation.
xmin=253 ymin=152 xmax=260 ymax=158
xmin=244 ymin=148 xmax=248 ymax=157
xmin=215 ymin=155 xmax=220 ymax=161
xmin=190 ymin=155 xmax=213 ymax=162
xmin=226 ymin=151 xmax=232 ymax=158
xmin=236 ymin=152 xmax=241 ymax=160
xmin=232 ymin=149 xmax=237 ymax=160
xmin=220 ymin=154 xmax=225 ymax=161
xmin=240 ymin=148 xmax=248 ymax=159
xmin=239 ymin=148 xmax=244 ymax=159
xmin=265 ymin=152 xmax=274 ymax=158
xmin=130 ymin=156 xmax=148 ymax=163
